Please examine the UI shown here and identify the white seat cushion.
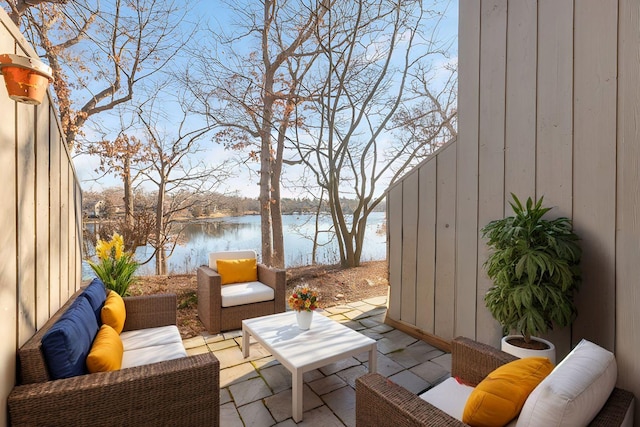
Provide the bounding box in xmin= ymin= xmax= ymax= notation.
xmin=419 ymin=377 xmax=474 ymax=421
xmin=221 ymin=281 xmax=274 ymax=307
xmin=516 ymin=339 xmax=617 ymax=427
xmin=121 ymin=341 xmax=187 ymax=369
xmin=209 ymin=250 xmax=257 ymax=271
xmin=120 ymin=325 xmax=182 ymax=351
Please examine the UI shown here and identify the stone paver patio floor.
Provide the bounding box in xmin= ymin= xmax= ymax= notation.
xmin=182 ymin=296 xmax=452 ymax=426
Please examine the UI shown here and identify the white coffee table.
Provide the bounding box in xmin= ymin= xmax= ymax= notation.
xmin=242 ymin=310 xmax=377 ymax=422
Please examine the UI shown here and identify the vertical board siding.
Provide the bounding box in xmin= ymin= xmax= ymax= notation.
xmin=533 ymin=0 xmax=575 ymax=359
xmin=416 ymin=162 xmax=437 ymax=333
xmin=0 ymin=26 xmax=17 ymax=427
xmin=616 ymin=0 xmax=640 ymax=403
xmin=387 ymin=185 xmax=403 ymax=320
xmin=59 ymin=160 xmax=70 ymax=302
xmin=434 ymin=144 xmax=456 ymax=340
xmin=504 ymin=0 xmax=537 ymax=202
xmin=36 ymin=103 xmax=51 ymax=328
xmin=401 ymin=172 xmax=419 ymax=324
xmin=535 ymin=0 xmax=574 ymax=217
xmin=17 ymin=101 xmax=36 ymax=346
xmin=49 ymin=110 xmax=62 ymax=313
xmin=455 ymin=0 xmax=480 ymax=340
xmin=0 ymin=9 xmax=83 ymax=427
xmin=571 ymin=0 xmax=617 ymax=351
xmin=388 ymin=2 xmax=640 ymax=410
xmin=476 ymin=0 xmax=507 ymax=346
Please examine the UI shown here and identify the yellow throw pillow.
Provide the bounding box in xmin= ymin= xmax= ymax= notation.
xmin=217 ymin=258 xmax=258 ymax=285
xmin=86 ymin=324 xmax=123 ymax=373
xmin=462 ymin=357 xmax=553 ymax=427
xmin=101 ymin=290 xmax=126 ymax=334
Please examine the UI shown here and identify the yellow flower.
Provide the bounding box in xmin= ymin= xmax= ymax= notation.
xmin=96 ymin=239 xmax=111 ymax=261
xmin=108 ymin=233 xmax=123 ymax=260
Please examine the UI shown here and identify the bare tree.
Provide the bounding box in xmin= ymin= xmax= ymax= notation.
xmin=136 ymin=95 xmax=232 ymax=275
xmin=293 ymin=0 xmax=457 ymax=267
xmin=188 ymin=0 xmax=331 ymax=268
xmin=4 ymin=0 xmax=191 ymax=151
xmin=87 ymin=129 xmax=150 ymax=248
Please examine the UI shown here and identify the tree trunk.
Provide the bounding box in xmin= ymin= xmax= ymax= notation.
xmin=271 ymin=187 xmax=284 ymax=268
xmin=155 ymin=180 xmax=166 ymax=275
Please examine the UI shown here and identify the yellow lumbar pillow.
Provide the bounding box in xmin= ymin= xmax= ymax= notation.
xmin=217 ymin=258 xmax=258 ymax=285
xmin=86 ymin=324 xmax=123 ymax=373
xmin=101 ymin=290 xmax=126 ymax=334
xmin=462 ymin=357 xmax=553 ymax=427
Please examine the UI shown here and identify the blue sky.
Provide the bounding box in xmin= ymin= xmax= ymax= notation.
xmin=73 ymin=0 xmax=458 ymax=199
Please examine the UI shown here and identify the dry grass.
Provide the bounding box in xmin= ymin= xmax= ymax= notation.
xmin=129 ymin=260 xmax=389 ymax=338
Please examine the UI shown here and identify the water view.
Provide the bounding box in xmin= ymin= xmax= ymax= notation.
xmin=83 ymin=212 xmax=387 ymax=278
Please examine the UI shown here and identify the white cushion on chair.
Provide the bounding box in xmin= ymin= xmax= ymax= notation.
xmin=516 ymin=339 xmax=617 ymax=427
xmin=120 ymin=325 xmax=183 ymax=351
xmin=419 ymin=377 xmax=474 ymax=421
xmin=221 ymin=281 xmax=274 ymax=307
xmin=209 ymin=250 xmax=257 ymax=272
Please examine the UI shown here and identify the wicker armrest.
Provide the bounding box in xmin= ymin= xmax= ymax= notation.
xmin=257 ymin=264 xmax=286 ymax=312
xmin=122 ymin=293 xmax=177 ymax=332
xmin=356 ymin=373 xmax=467 ymax=426
xmin=451 ymin=336 xmax=518 ymax=386
xmin=8 ymin=353 xmax=220 ymax=426
xmin=588 ymin=387 xmax=635 ymax=426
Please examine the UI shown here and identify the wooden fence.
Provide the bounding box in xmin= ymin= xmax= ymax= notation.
xmin=387 ymin=1 xmax=640 ymax=422
xmin=0 ymin=10 xmax=83 ymax=427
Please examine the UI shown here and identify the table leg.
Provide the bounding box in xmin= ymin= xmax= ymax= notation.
xmin=242 ymin=328 xmax=250 ymax=358
xmin=369 ymin=344 xmax=377 ymax=374
xmin=292 ymin=368 xmax=304 ymax=422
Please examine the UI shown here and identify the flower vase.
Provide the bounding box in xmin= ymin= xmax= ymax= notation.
xmin=296 ymin=310 xmax=313 ymax=330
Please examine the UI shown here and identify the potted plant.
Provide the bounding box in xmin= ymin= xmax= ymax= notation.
xmin=87 ymin=232 xmax=139 ymax=296
xmin=0 ymin=53 xmax=53 ymax=105
xmin=288 ymin=285 xmax=319 ymax=330
xmin=481 ymin=194 xmax=581 ymax=363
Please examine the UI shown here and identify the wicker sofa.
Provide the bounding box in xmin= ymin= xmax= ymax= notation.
xmin=8 ymin=285 xmax=220 ymax=426
xmin=356 ymin=336 xmax=634 ymax=427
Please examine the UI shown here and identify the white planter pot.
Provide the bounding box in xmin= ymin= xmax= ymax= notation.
xmin=296 ymin=310 xmax=313 ymax=330
xmin=501 ymin=335 xmax=556 ymax=364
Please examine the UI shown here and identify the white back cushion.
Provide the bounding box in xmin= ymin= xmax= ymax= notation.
xmin=209 ymin=250 xmax=257 ymax=272
xmin=516 ymin=339 xmax=617 ymax=427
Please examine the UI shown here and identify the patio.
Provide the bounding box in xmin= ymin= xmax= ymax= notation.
xmin=182 ymin=296 xmax=452 ymax=426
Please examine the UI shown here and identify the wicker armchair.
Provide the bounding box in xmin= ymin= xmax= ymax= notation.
xmin=356 ymin=336 xmax=634 ymax=427
xmin=8 ymin=290 xmax=220 ymax=426
xmin=197 ymin=250 xmax=286 ymax=334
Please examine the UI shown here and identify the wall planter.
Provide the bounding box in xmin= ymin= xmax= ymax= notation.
xmin=0 ymin=54 xmax=53 ymax=105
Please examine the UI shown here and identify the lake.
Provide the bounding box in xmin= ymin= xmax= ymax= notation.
xmin=83 ymin=212 xmax=387 ymax=278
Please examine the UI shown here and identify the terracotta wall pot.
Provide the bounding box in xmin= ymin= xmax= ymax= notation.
xmin=0 ymin=54 xmax=53 ymax=105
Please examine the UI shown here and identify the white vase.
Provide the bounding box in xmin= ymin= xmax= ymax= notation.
xmin=296 ymin=310 xmax=313 ymax=330
xmin=501 ymin=335 xmax=556 ymax=364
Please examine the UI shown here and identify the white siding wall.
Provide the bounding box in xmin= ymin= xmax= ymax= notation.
xmin=0 ymin=10 xmax=83 ymax=427
xmin=388 ymin=0 xmax=640 ymax=420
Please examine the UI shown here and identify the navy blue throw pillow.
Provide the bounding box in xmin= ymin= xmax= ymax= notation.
xmin=81 ymin=278 xmax=108 ymax=324
xmin=41 ymin=296 xmax=99 ymax=379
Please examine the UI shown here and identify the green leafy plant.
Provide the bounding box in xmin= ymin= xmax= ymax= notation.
xmin=87 ymin=233 xmax=139 ymax=296
xmin=481 ymin=194 xmax=582 ymax=344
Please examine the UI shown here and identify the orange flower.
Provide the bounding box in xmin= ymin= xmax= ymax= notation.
xmin=288 ymin=284 xmax=320 ymax=312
